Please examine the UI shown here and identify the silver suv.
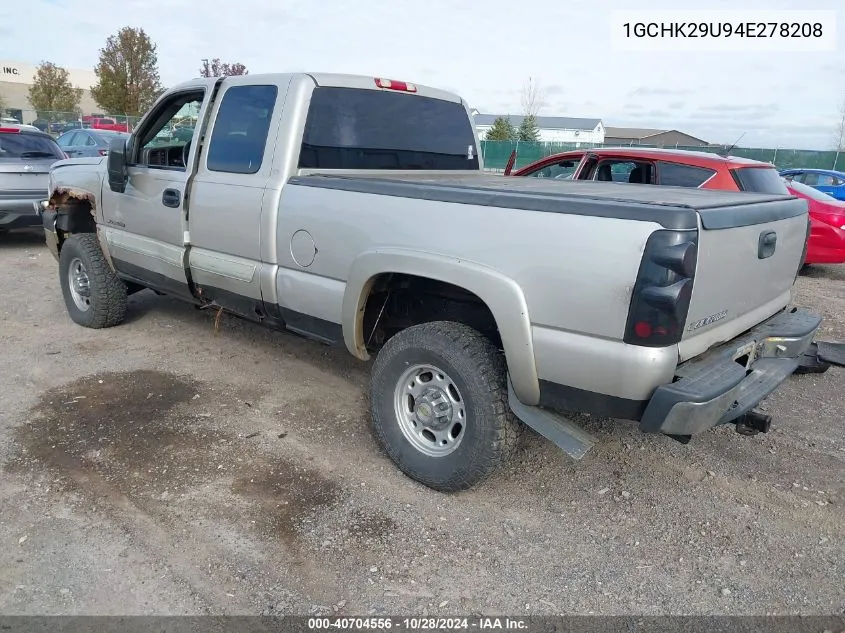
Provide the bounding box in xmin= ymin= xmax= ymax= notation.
xmin=0 ymin=124 xmax=65 ymax=232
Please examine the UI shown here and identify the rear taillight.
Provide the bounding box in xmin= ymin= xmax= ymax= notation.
xmin=98 ymin=148 xmax=108 ymax=156
xmin=374 ymin=78 xmax=417 ymax=92
xmin=0 ymin=127 xmax=22 ymax=134
xmin=624 ymin=230 xmax=698 ymax=347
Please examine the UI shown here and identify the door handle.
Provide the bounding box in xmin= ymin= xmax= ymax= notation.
xmin=162 ymin=188 xmax=181 ymax=208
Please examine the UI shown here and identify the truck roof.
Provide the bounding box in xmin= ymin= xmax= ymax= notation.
xmin=171 ymin=72 xmax=465 ymax=105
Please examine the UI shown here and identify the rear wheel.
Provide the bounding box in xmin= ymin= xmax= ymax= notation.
xmin=370 ymin=321 xmax=520 ymax=492
xmin=59 ymin=233 xmax=127 ymax=328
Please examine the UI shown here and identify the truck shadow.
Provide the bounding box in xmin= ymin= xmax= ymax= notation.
xmin=799 ymin=264 xmax=845 ymax=281
xmin=121 ymin=287 xmax=370 ymax=387
xmin=0 ymin=228 xmax=47 ymax=249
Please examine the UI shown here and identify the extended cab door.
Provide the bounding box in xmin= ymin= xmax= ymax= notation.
xmin=99 ymin=81 xmax=216 ymax=300
xmin=185 ymin=76 xmax=291 ymax=316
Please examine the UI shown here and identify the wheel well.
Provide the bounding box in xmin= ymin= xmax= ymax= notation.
xmin=361 ymin=273 xmax=501 ymax=353
xmin=48 ymin=190 xmax=98 ymax=243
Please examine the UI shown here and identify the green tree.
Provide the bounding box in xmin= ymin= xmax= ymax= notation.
xmin=27 ymin=61 xmax=82 ymax=118
xmin=199 ymin=58 xmax=249 ymax=77
xmin=91 ymin=26 xmax=163 ymax=116
xmin=485 ymin=116 xmax=517 ymax=141
xmin=517 ymin=114 xmax=540 ymax=142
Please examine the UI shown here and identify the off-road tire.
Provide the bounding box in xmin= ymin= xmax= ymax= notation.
xmin=370 ymin=321 xmax=521 ymax=492
xmin=59 ymin=233 xmax=127 ymax=328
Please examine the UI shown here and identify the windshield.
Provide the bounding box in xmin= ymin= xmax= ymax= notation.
xmin=730 ymin=166 xmax=789 ymax=195
xmin=785 ymin=177 xmax=839 ymax=202
xmin=0 ymin=132 xmax=64 ymax=159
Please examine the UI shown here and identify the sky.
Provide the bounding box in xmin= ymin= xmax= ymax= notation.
xmin=1 ymin=0 xmax=844 ymax=150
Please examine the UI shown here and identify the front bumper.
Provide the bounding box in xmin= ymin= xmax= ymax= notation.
xmin=639 ymin=308 xmax=821 ymax=436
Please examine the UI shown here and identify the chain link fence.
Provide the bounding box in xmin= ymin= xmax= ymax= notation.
xmin=1 ymin=109 xmax=142 ymax=136
xmin=479 ymin=141 xmax=845 ymax=173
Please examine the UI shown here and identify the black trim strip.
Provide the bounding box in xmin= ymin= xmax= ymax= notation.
xmin=110 ymin=260 xmax=344 ymax=346
xmin=290 ymin=174 xmax=699 ymax=230
xmin=538 ymin=379 xmax=648 ymax=421
xmin=112 ymin=258 xmax=197 ymax=303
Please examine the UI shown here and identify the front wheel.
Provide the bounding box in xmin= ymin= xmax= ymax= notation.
xmin=370 ymin=321 xmax=521 ymax=492
xmin=58 ymin=233 xmax=127 ymax=328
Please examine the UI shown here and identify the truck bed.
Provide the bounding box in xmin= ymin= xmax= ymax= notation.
xmin=289 ymin=173 xmax=807 ymax=230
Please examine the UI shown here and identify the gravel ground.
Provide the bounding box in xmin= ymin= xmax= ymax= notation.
xmin=0 ymin=229 xmax=842 ymax=616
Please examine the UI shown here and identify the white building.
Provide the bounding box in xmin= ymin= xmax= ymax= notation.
xmin=0 ymin=60 xmax=100 ymax=122
xmin=474 ymin=113 xmax=605 ymax=144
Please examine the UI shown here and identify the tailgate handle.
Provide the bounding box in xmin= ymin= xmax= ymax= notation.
xmin=758 ymin=230 xmax=777 ymax=259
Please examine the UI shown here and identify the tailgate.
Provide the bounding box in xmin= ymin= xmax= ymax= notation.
xmin=678 ymin=197 xmax=809 ymax=362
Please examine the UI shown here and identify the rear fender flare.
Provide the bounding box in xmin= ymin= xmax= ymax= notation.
xmin=343 ymin=248 xmax=540 ymax=406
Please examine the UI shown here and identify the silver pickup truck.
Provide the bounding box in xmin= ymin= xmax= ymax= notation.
xmin=42 ymin=72 xmax=826 ymax=492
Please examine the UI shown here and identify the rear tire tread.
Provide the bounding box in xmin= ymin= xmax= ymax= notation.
xmin=370 ymin=321 xmax=521 ymax=492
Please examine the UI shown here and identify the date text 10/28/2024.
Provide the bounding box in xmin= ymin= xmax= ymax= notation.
xmin=609 ymin=10 xmax=836 ymax=52
xmin=307 ymin=617 xmax=528 ymax=631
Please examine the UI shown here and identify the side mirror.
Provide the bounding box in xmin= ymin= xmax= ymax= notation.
xmin=107 ymin=137 xmax=128 ymax=193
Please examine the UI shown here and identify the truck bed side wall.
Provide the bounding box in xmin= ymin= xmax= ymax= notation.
xmin=271 ymin=183 xmax=671 ymax=405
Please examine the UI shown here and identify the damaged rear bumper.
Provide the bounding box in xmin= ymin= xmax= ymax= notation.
xmin=639 ymin=308 xmax=822 ymax=436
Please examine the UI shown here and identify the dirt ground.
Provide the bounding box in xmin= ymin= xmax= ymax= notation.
xmin=0 ymin=229 xmax=842 ymax=616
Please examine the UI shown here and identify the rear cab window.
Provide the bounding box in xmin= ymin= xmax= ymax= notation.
xmin=730 ymin=166 xmax=790 ymax=195
xmin=0 ymin=131 xmax=64 ymax=160
xmin=298 ymin=87 xmax=479 ymax=170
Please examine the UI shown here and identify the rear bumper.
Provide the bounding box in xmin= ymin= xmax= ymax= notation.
xmin=0 ymin=197 xmax=47 ymax=229
xmin=639 ymin=307 xmax=821 ymax=436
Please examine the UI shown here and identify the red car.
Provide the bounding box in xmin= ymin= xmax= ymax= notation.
xmin=785 ymin=178 xmax=845 ymax=265
xmin=509 ymin=147 xmax=845 ymax=265
xmin=507 ymin=147 xmax=790 ymax=195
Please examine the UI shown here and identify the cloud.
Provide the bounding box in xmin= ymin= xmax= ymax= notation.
xmin=544 ymin=84 xmax=566 ymax=96
xmin=627 ymin=87 xmax=692 ymax=97
xmin=667 ymin=101 xmax=685 ymax=109
xmin=697 ymin=103 xmax=780 ymax=113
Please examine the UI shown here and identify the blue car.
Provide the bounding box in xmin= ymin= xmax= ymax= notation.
xmin=55 ymin=129 xmax=130 ymax=158
xmin=779 ymin=168 xmax=845 ymax=201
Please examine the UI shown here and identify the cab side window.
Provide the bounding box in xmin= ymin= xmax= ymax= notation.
xmin=656 ymin=161 xmax=716 ymax=188
xmin=207 ymin=85 xmax=278 ymax=175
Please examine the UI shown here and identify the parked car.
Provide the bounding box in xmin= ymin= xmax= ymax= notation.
xmin=508 ymin=147 xmax=791 ymax=195
xmin=40 ymin=72 xmax=835 ymax=492
xmin=56 ymin=129 xmax=130 ymax=158
xmin=778 ymin=168 xmax=845 ymax=201
xmin=88 ymin=117 xmax=130 ymax=133
xmin=783 ymin=178 xmax=845 ymax=265
xmin=0 ymin=124 xmax=65 ymax=232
